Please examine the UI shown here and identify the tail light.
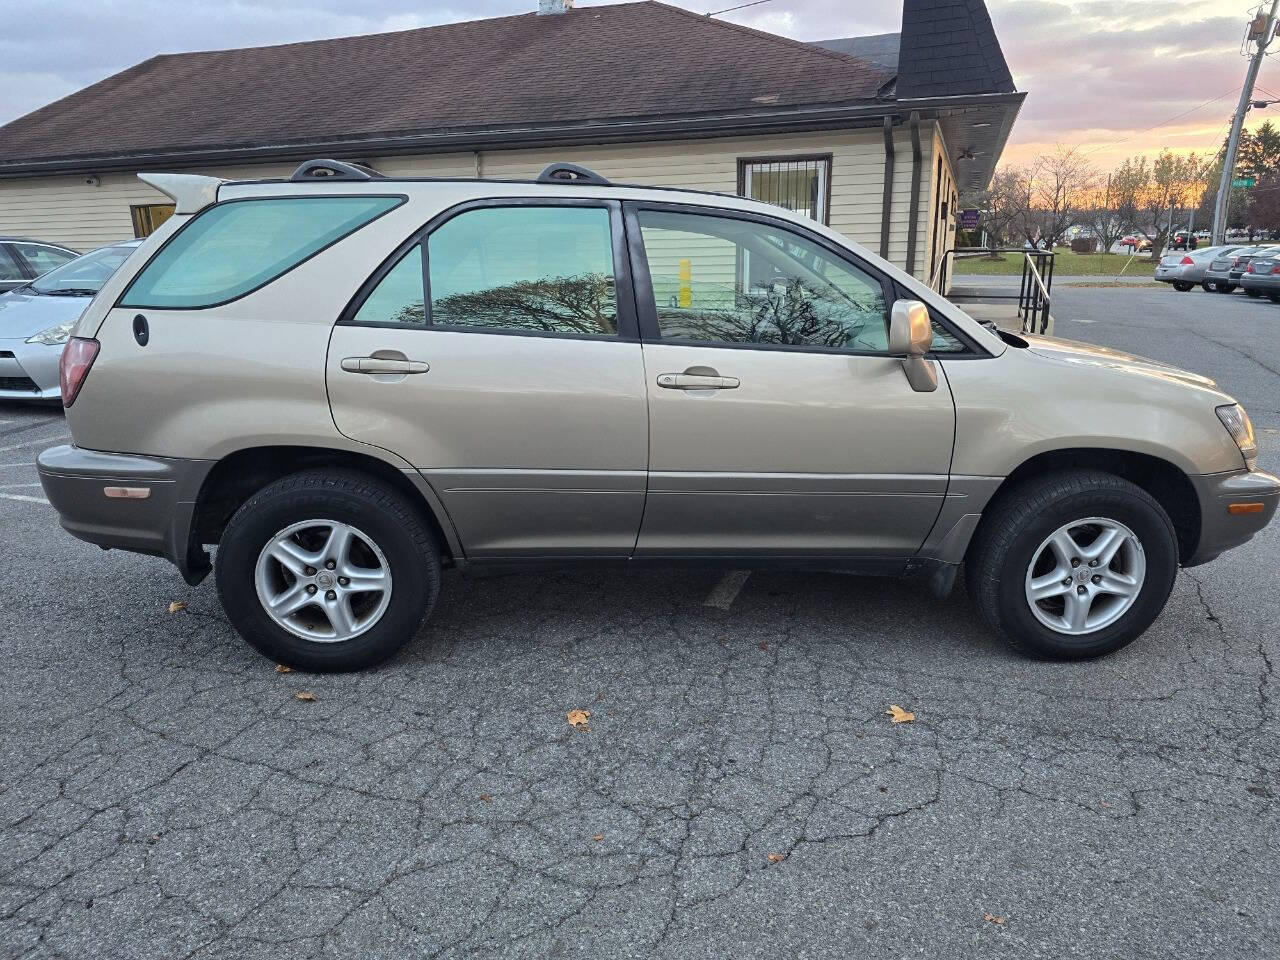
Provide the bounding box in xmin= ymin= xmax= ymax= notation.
xmin=1246 ymin=262 xmax=1255 ymax=272
xmin=1180 ymin=256 xmax=1194 ymax=265
xmin=60 ymin=337 xmax=100 ymax=407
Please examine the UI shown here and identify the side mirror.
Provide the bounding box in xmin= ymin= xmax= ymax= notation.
xmin=889 ymin=299 xmax=938 ymax=392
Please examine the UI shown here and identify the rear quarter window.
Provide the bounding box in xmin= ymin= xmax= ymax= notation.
xmin=119 ymin=195 xmax=403 ymax=309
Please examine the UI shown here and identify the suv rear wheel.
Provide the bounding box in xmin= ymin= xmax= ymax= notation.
xmin=965 ymin=469 xmax=1178 ymax=659
xmin=215 ymin=469 xmax=441 ymax=671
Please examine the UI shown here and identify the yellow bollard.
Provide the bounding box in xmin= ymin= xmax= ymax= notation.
xmin=678 ymin=258 xmax=692 ymax=308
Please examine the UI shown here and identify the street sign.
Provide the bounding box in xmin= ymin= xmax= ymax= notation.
xmin=960 ymin=209 xmax=980 ymax=230
xmin=1233 ymin=176 xmax=1256 ymax=188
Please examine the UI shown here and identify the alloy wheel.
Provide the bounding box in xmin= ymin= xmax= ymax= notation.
xmin=1023 ymin=517 xmax=1146 ymax=636
xmin=254 ymin=519 xmax=393 ymax=642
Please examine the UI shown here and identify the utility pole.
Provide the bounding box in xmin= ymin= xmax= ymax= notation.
xmin=1213 ymin=0 xmax=1280 ymax=244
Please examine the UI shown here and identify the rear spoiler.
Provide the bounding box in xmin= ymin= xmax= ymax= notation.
xmin=137 ymin=172 xmax=227 ymax=214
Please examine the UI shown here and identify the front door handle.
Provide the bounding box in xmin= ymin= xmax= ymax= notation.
xmin=656 ymin=373 xmax=740 ymax=390
xmin=341 ymin=356 xmax=429 ymax=374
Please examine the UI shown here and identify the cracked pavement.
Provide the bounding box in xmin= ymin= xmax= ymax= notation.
xmin=2 ymin=286 xmax=1279 ymax=958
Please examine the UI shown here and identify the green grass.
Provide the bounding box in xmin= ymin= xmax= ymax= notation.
xmin=952 ymin=249 xmax=1155 ymax=277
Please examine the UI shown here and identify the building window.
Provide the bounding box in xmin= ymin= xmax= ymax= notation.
xmin=130 ymin=203 xmax=176 ymax=238
xmin=737 ymin=155 xmax=831 ymax=225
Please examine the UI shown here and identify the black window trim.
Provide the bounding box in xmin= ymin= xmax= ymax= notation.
xmin=10 ymin=241 xmax=76 ymax=277
xmin=622 ymin=200 xmax=987 ymax=359
xmin=115 ymin=193 xmax=409 ymax=312
xmin=337 ymin=196 xmax=639 ymax=342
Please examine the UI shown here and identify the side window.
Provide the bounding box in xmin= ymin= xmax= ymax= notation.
xmin=352 ymin=244 xmax=426 ymax=327
xmin=636 ymin=209 xmax=889 ymax=351
xmin=427 ymin=206 xmax=618 ymax=335
xmin=120 ymin=195 xmax=403 ymax=309
xmin=0 ymin=247 xmax=24 ymax=283
xmin=13 ymin=243 xmax=76 ymax=276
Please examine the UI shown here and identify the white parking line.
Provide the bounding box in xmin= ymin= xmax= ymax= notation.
xmin=0 ymin=492 xmax=50 ymax=505
xmin=0 ymin=462 xmax=37 ymax=468
xmin=0 ymin=435 xmax=69 ymax=453
xmin=0 ymin=482 xmax=43 ymax=489
xmin=704 ymin=570 xmax=751 ymax=610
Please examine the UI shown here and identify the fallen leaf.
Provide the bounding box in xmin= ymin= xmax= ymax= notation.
xmin=275 ymin=664 xmax=294 ymax=674
xmin=567 ymin=709 xmax=590 ymax=728
xmin=479 ymin=793 xmax=493 ymax=804
xmin=167 ymin=601 xmax=187 ymax=614
xmin=984 ymin=914 xmax=1006 ymax=925
xmin=767 ymin=852 xmax=785 ymax=863
xmin=885 ymin=705 xmax=915 ymax=723
xmin=759 ymin=642 xmax=769 ymax=651
xmin=295 ymin=691 xmax=317 ymax=702
xmin=593 ymin=834 xmax=604 ymax=842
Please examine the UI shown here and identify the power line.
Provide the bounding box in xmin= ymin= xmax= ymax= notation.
xmin=1081 ymin=87 xmax=1242 ymax=156
xmin=706 ymin=0 xmax=774 ymax=15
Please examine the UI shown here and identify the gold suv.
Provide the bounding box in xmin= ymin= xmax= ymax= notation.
xmin=37 ymin=161 xmax=1279 ymax=670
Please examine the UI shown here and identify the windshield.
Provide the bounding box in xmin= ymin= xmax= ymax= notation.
xmin=31 ymin=244 xmax=136 ymax=295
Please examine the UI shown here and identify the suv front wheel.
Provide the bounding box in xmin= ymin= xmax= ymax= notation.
xmin=965 ymin=470 xmax=1179 ymax=659
xmin=215 ymin=469 xmax=441 ymax=671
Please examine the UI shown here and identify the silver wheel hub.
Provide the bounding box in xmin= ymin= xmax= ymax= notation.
xmin=1024 ymin=517 xmax=1146 ymax=636
xmin=254 ymin=519 xmax=393 ymax=643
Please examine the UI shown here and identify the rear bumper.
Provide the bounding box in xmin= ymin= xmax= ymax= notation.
xmin=1238 ymin=275 xmax=1280 ymax=292
xmin=1187 ymin=468 xmax=1280 ymax=565
xmin=37 ymin=445 xmax=215 ymax=583
xmin=1155 ymin=266 xmax=1197 ymax=282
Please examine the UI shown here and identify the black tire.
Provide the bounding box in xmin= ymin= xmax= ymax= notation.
xmin=1220 ymin=284 xmax=1237 ymax=293
xmin=1246 ymin=287 xmax=1261 ymax=297
xmin=1269 ymin=293 xmax=1280 ymax=304
xmin=1201 ymin=281 xmax=1216 ymax=293
xmin=1172 ymin=281 xmax=1193 ymax=292
xmin=965 ymin=469 xmax=1178 ymax=660
xmin=215 ymin=469 xmax=441 ymax=671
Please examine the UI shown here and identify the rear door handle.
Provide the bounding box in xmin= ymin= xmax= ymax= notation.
xmin=656 ymin=373 xmax=740 ymax=390
xmin=341 ymin=356 xmax=429 ymax=374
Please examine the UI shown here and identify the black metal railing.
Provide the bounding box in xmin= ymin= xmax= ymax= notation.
xmin=935 ymin=247 xmax=1055 ymax=334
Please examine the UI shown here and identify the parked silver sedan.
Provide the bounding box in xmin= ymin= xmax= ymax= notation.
xmin=0 ymin=239 xmax=141 ymax=400
xmin=1239 ymin=254 xmax=1280 ymax=301
xmin=1154 ymin=245 xmax=1241 ymax=291
xmin=1202 ymin=244 xmax=1280 ymax=294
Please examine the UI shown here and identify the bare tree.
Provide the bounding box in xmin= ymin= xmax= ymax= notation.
xmin=1010 ymin=147 xmax=1096 ymax=248
xmin=1131 ymin=150 xmax=1204 ymax=253
xmin=432 ymin=274 xmax=617 ymax=333
xmin=971 ymin=168 xmax=1024 ymax=248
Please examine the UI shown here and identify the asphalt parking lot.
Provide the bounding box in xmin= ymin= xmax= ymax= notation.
xmin=2 ymin=286 xmax=1278 ymax=959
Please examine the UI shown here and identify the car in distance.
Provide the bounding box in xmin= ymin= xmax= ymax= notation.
xmin=1239 ymin=254 xmax=1280 ymax=302
xmin=1203 ymin=244 xmax=1280 ymax=294
xmin=0 ymin=237 xmax=79 ymax=293
xmin=1118 ymin=234 xmax=1151 ymax=252
xmin=1155 ymin=245 xmax=1241 ymax=291
xmin=36 ymin=161 xmax=1280 ymax=671
xmin=0 ymin=240 xmax=142 ymax=401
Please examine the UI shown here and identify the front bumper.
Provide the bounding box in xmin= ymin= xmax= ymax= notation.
xmin=37 ymin=445 xmax=215 ymax=583
xmin=0 ymin=338 xmax=61 ymax=400
xmin=1187 ymin=468 xmax=1280 ymax=565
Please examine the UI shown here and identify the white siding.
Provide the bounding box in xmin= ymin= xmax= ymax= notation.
xmin=0 ymin=126 xmax=943 ymax=277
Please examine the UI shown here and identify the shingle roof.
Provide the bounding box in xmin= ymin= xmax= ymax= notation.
xmin=0 ymin=1 xmax=891 ymax=172
xmin=896 ymin=0 xmax=1015 ymax=99
xmin=812 ymin=33 xmax=901 ymax=76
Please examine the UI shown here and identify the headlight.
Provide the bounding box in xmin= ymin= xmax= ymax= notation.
xmin=25 ymin=321 xmax=76 ymax=346
xmin=1216 ymin=403 xmax=1258 ymax=468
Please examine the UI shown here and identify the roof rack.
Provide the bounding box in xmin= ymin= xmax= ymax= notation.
xmin=535 ymin=162 xmax=611 ymax=186
xmin=290 ymin=159 xmax=385 ymax=182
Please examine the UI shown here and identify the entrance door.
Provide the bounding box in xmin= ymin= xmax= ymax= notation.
xmin=625 ymin=203 xmax=956 ymax=560
xmin=328 ymin=200 xmax=649 ymax=558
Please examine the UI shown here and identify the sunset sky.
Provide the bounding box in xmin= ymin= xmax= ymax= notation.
xmin=1 ymin=0 xmax=1277 ymax=174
